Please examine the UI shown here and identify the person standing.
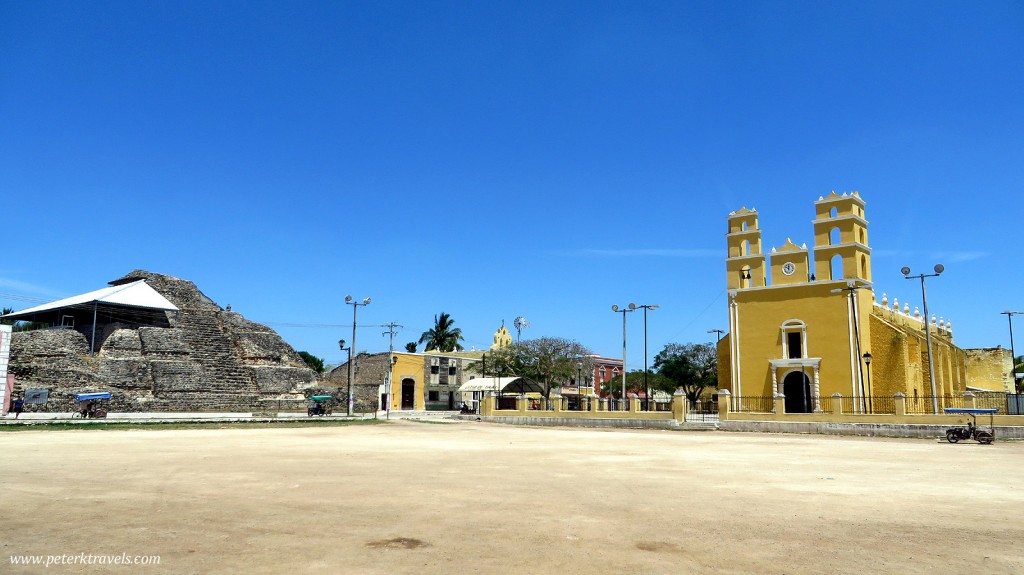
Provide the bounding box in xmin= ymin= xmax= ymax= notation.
xmin=13 ymin=395 xmax=24 ymax=419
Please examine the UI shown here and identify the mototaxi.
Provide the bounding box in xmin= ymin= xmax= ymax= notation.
xmin=307 ymin=395 xmax=333 ymax=417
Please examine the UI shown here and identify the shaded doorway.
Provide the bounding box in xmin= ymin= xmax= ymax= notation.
xmin=401 ymin=379 xmax=415 ymax=410
xmin=783 ymin=371 xmax=812 ymax=413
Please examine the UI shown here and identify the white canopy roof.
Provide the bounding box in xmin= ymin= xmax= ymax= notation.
xmin=458 ymin=377 xmax=543 ymax=394
xmin=0 ymin=280 xmax=178 ymax=319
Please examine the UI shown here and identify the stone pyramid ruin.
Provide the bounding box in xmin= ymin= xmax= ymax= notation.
xmin=9 ymin=270 xmax=317 ymax=412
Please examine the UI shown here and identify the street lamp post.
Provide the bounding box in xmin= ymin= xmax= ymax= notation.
xmin=1001 ymin=311 xmax=1023 ymax=393
xmin=344 ymin=295 xmax=372 ymax=417
xmin=637 ymin=304 xmax=660 ymax=411
xmin=611 ymin=304 xmax=636 ymax=411
xmin=576 ymin=361 xmax=583 ymax=411
xmin=902 ymin=264 xmax=943 ymax=414
xmin=862 ymin=352 xmax=873 ymax=412
xmin=338 ymin=339 xmax=351 ymax=413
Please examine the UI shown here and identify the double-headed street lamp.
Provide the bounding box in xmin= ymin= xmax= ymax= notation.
xmin=636 ymin=304 xmax=659 ymax=411
xmin=902 ymin=264 xmax=943 ymax=414
xmin=1001 ymin=311 xmax=1024 ymax=393
xmin=611 ymin=304 xmax=635 ymax=411
xmin=345 ymin=295 xmax=371 ymax=416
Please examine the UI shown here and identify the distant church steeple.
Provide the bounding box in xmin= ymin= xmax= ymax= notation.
xmin=491 ymin=321 xmax=512 ymax=350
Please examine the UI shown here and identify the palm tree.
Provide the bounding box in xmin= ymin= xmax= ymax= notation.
xmin=419 ymin=312 xmax=464 ymax=352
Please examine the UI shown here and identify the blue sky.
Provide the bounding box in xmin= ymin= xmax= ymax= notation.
xmin=2 ymin=1 xmax=1023 ymax=368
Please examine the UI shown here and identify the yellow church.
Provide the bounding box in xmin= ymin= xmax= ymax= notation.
xmin=716 ymin=192 xmax=1010 ymax=415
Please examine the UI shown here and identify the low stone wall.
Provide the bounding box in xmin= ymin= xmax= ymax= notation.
xmin=720 ymin=420 xmax=1024 ymax=439
xmin=456 ymin=414 xmax=1024 ymax=439
xmin=456 ymin=415 xmax=685 ymax=430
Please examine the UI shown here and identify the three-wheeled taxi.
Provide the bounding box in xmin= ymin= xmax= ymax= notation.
xmin=307 ymin=395 xmax=333 ymax=417
xmin=943 ymin=408 xmax=996 ymax=444
xmin=73 ymin=392 xmax=111 ymax=419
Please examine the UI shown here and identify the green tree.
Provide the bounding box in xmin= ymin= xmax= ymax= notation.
xmin=418 ymin=312 xmax=464 ymax=352
xmin=478 ymin=337 xmax=594 ymax=399
xmin=653 ymin=342 xmax=718 ymax=406
xmin=2 ymin=308 xmax=46 ymax=331
xmin=405 ymin=342 xmax=418 ymax=353
xmin=1016 ymin=355 xmax=1024 ymax=393
xmin=600 ymin=369 xmax=673 ymax=399
xmin=297 ymin=351 xmax=325 ymax=374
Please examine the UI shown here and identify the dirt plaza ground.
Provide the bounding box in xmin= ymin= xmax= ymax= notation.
xmin=2 ymin=420 xmax=1023 ymax=574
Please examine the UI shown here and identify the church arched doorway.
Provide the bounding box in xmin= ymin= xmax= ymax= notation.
xmin=783 ymin=371 xmax=812 ymax=413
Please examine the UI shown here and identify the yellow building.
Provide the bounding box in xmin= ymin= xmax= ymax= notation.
xmin=717 ymin=192 xmax=1005 ymax=414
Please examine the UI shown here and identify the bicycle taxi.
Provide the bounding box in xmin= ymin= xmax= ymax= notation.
xmin=307 ymin=395 xmax=333 ymax=417
xmin=943 ymin=408 xmax=996 ymax=444
xmin=73 ymin=392 xmax=111 ymax=419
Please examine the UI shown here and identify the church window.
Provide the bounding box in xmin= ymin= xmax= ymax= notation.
xmin=787 ymin=332 xmax=802 ymax=358
xmin=781 ymin=320 xmax=807 ymax=359
xmin=829 ymin=226 xmax=841 ymax=245
xmin=449 ymin=365 xmax=457 ymax=376
xmin=830 ymin=207 xmax=838 ymax=218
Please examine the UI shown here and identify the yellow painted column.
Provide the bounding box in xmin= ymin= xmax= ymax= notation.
xmin=671 ymin=391 xmax=688 ymax=422
xmin=717 ymin=389 xmax=731 ymax=421
xmin=832 ymin=393 xmax=844 ymax=415
xmin=963 ymin=392 xmax=976 ymax=409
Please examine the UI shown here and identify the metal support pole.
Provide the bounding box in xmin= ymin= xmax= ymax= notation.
xmin=90 ymin=302 xmax=98 ymax=356
xmin=345 ymin=295 xmax=371 ymax=417
xmin=612 ymin=304 xmax=635 ymax=411
xmin=383 ymin=322 xmax=402 ymax=420
xmin=919 ymin=276 xmax=938 ymax=414
xmin=349 ymin=304 xmax=357 ymax=416
xmin=643 ymin=306 xmax=647 ymax=410
xmin=1001 ymin=311 xmax=1022 ymax=394
xmin=903 ymin=265 xmax=943 ymax=414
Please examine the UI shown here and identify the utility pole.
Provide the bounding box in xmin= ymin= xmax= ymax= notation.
xmin=382 ymin=322 xmax=402 ymax=420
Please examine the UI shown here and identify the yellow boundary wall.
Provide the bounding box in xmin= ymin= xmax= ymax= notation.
xmin=480 ymin=392 xmax=688 ymax=422
xmin=718 ymin=389 xmax=1023 ymax=426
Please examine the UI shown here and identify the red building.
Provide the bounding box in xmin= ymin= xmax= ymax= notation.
xmin=590 ymin=355 xmax=624 ymax=396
